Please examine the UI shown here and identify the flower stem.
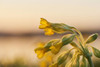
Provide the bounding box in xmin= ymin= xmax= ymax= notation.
xmin=87 ymin=56 xmax=94 ymax=67
xmin=73 ymin=28 xmax=84 ymax=44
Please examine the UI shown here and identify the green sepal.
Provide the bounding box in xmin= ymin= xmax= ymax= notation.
xmin=86 ymin=33 xmax=98 ymax=44
xmin=72 ymin=55 xmax=80 ymax=67
xmin=92 ymin=46 xmax=100 ymax=58
xmin=51 ymin=23 xmax=73 ymax=34
xmin=65 ymin=52 xmax=80 ymax=67
xmin=44 ymin=39 xmax=60 ymax=48
xmin=57 ymin=50 xmax=71 ymax=65
xmin=80 ymin=56 xmax=88 ymax=67
xmin=62 ymin=34 xmax=75 ymax=45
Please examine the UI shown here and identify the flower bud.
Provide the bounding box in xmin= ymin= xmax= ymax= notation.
xmin=86 ymin=33 xmax=98 ymax=44
xmin=92 ymin=46 xmax=100 ymax=58
xmin=62 ymin=34 xmax=75 ymax=45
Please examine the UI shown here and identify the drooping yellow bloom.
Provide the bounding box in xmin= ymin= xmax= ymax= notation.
xmin=39 ymin=18 xmax=54 ymax=35
xmin=39 ymin=18 xmax=73 ymax=35
xmin=44 ymin=28 xmax=54 ymax=35
xmin=35 ymin=47 xmax=47 ymax=59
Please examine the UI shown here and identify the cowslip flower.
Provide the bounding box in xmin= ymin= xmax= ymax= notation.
xmin=39 ymin=18 xmax=54 ymax=35
xmin=35 ymin=39 xmax=59 ymax=59
xmin=39 ymin=18 xmax=73 ymax=35
xmin=34 ymin=47 xmax=48 ymax=59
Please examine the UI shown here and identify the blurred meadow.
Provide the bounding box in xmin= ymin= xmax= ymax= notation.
xmin=0 ymin=0 xmax=100 ymax=67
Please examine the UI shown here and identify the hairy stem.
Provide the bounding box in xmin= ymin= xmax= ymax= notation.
xmin=87 ymin=56 xmax=94 ymax=67
xmin=73 ymin=28 xmax=84 ymax=44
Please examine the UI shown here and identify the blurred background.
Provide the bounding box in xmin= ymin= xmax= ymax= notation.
xmin=0 ymin=0 xmax=100 ymax=67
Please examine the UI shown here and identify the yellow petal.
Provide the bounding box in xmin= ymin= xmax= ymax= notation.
xmin=50 ymin=46 xmax=56 ymax=50
xmin=50 ymin=43 xmax=62 ymax=54
xmin=44 ymin=28 xmax=54 ymax=35
xmin=39 ymin=25 xmax=47 ymax=29
xmin=35 ymin=50 xmax=41 ymax=55
xmin=37 ymin=51 xmax=44 ymax=59
xmin=40 ymin=18 xmax=48 ymax=25
xmin=35 ymin=47 xmax=45 ymax=59
xmin=50 ymin=46 xmax=58 ymax=54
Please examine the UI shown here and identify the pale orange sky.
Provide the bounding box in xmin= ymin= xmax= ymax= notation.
xmin=0 ymin=0 xmax=100 ymax=34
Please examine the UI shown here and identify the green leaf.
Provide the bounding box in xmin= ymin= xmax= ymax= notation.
xmin=92 ymin=46 xmax=100 ymax=58
xmin=62 ymin=34 xmax=75 ymax=45
xmin=57 ymin=50 xmax=71 ymax=65
xmin=80 ymin=56 xmax=88 ymax=67
xmin=86 ymin=33 xmax=98 ymax=44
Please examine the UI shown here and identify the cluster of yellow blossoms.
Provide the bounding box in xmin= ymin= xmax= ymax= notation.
xmin=39 ymin=18 xmax=54 ymax=35
xmin=35 ymin=18 xmax=100 ymax=67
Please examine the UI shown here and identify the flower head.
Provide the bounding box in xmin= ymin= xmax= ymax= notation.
xmin=35 ymin=47 xmax=48 ymax=59
xmin=39 ymin=18 xmax=73 ymax=36
xmin=39 ymin=18 xmax=54 ymax=35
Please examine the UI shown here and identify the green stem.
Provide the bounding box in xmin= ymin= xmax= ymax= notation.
xmin=73 ymin=28 xmax=84 ymax=44
xmin=87 ymin=56 xmax=94 ymax=67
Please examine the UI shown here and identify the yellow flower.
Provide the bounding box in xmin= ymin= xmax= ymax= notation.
xmin=50 ymin=42 xmax=62 ymax=54
xmin=44 ymin=28 xmax=54 ymax=35
xmin=39 ymin=18 xmax=54 ymax=35
xmin=35 ymin=47 xmax=47 ymax=59
xmin=39 ymin=18 xmax=50 ymax=29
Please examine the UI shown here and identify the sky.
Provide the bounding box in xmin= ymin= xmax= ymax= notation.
xmin=0 ymin=0 xmax=100 ymax=34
